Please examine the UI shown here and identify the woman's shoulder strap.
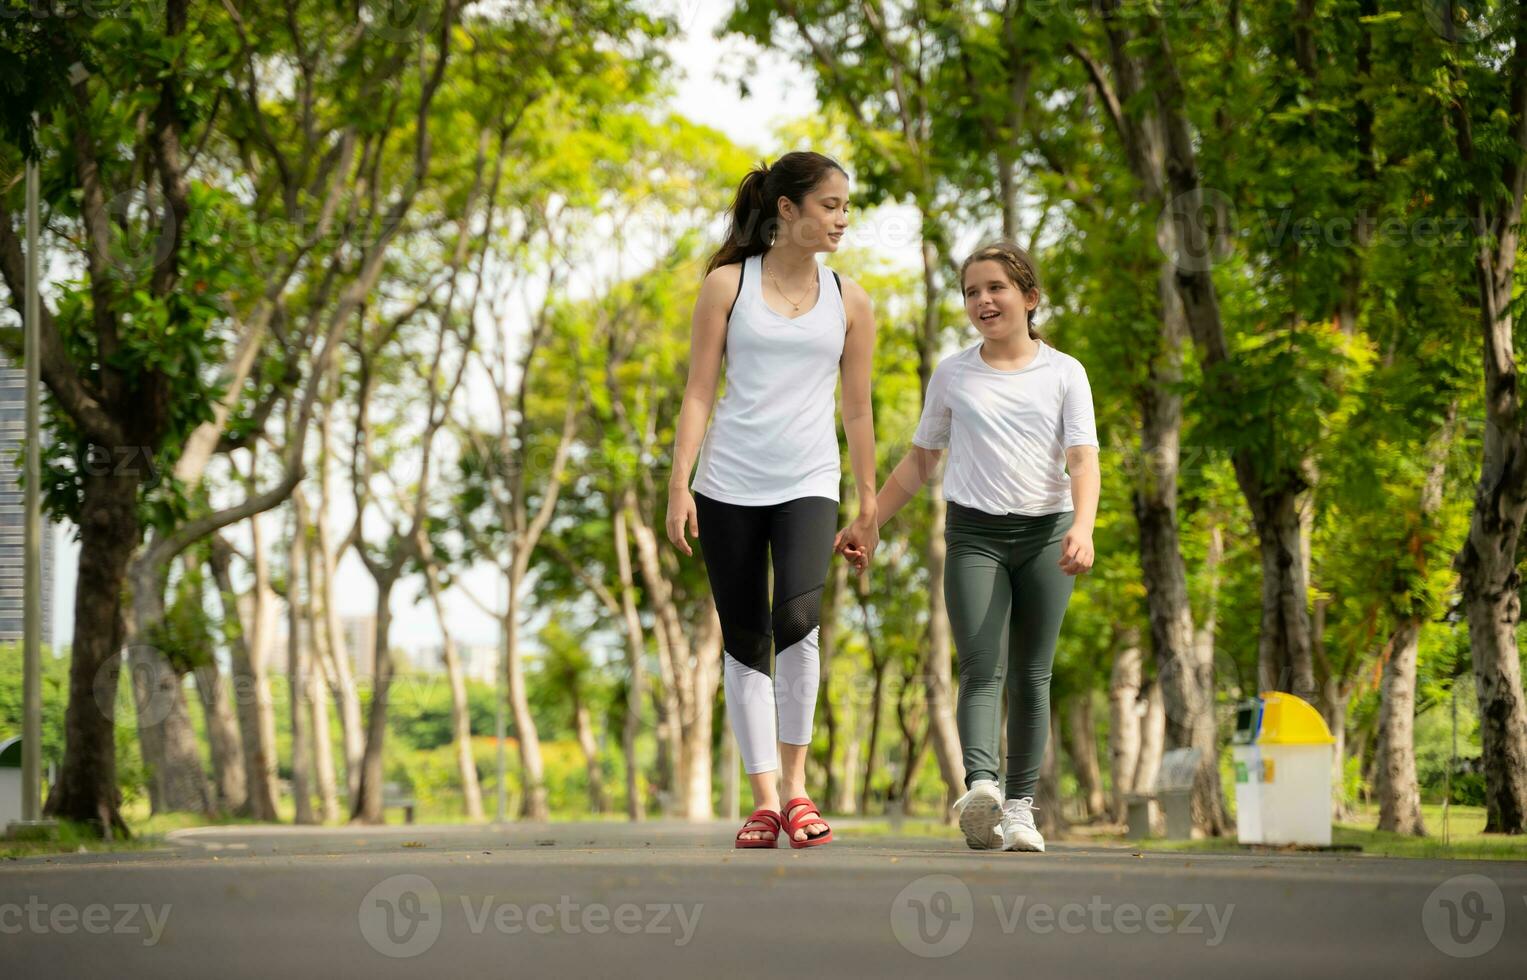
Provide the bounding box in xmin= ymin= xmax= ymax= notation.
xmin=728 ymin=258 xmax=747 ymax=320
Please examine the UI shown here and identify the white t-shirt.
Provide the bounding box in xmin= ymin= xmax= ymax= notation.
xmin=691 ymin=254 xmax=846 ymax=506
xmin=911 ymin=341 xmax=1097 ymax=516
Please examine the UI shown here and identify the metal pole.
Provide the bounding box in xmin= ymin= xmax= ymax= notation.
xmin=22 ymin=131 xmax=43 ymax=823
xmin=495 ymin=568 xmax=506 ymax=824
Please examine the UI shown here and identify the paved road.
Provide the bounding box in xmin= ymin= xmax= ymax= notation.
xmin=2 ymin=820 xmax=1524 ymax=978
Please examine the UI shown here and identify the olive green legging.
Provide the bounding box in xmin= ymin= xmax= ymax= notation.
xmin=944 ymin=502 xmax=1077 ymax=800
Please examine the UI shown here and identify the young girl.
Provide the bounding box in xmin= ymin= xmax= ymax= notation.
xmin=838 ymin=241 xmax=1099 ymax=852
xmin=666 ymin=151 xmax=880 ymax=848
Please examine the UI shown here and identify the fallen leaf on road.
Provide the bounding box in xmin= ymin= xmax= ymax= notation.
xmin=402 ymin=841 xmax=425 ymax=848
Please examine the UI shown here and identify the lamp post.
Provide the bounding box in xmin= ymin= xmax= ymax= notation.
xmin=22 ymin=121 xmax=43 ymax=824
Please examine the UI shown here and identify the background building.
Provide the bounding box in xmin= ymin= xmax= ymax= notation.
xmin=0 ymin=350 xmax=53 ymax=649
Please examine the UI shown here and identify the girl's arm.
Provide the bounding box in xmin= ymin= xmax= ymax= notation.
xmin=875 ymin=444 xmax=944 ymax=528
xmin=839 ymin=278 xmax=879 ymax=530
xmin=836 ymin=444 xmax=943 ymax=571
xmin=665 ymin=265 xmax=738 ymax=555
xmin=1059 ymin=444 xmax=1100 ymax=574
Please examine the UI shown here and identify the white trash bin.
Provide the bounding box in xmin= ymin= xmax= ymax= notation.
xmin=0 ymin=736 xmax=23 ymax=828
xmin=1232 ymin=692 xmax=1334 ymax=847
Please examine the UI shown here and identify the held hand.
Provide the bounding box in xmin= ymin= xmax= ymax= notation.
xmin=833 ymin=513 xmax=880 ymax=575
xmin=1058 ymin=526 xmax=1094 ymax=576
xmin=666 ymin=486 xmax=699 ymax=556
xmin=833 ymin=533 xmax=868 ymax=574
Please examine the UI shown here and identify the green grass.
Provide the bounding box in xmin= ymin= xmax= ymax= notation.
xmin=1129 ymin=803 xmax=1527 ymax=861
xmin=0 ymin=820 xmax=161 ymax=860
xmin=13 ymin=795 xmax=1522 ymax=863
xmin=1 ymin=802 xmax=276 ymax=859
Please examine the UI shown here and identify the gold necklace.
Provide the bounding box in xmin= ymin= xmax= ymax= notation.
xmin=764 ymin=257 xmax=818 ymax=313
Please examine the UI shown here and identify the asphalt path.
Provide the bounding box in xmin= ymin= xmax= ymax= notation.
xmin=2 ymin=820 xmax=1524 ymax=978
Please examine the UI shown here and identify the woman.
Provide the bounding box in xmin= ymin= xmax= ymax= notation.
xmin=665 ymin=151 xmax=880 ymax=848
xmin=839 ymin=241 xmax=1099 ymax=853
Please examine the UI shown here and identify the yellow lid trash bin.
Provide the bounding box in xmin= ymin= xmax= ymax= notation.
xmin=1257 ymin=691 xmax=1335 ymax=746
xmin=1232 ymin=692 xmax=1334 ymax=846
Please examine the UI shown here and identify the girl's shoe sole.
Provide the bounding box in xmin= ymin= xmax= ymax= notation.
xmin=959 ymin=796 xmax=1002 ymax=849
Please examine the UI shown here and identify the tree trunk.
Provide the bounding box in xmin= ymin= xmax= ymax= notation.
xmin=1446 ymin=0 xmax=1527 ymax=836
xmin=612 ymin=507 xmax=646 ymax=821
xmin=504 ymin=574 xmax=549 ymax=820
xmin=1037 ymin=711 xmax=1069 ymax=836
xmin=127 ymin=565 xmax=212 ymax=816
xmin=648 ymin=598 xmax=683 ymax=815
xmin=1109 ymin=626 xmax=1144 ymax=823
xmin=1325 ymin=689 xmax=1352 ymax=822
xmin=1246 ymin=480 xmax=1319 ymax=703
xmin=817 ymin=558 xmax=850 ymax=813
xmin=1108 ymin=4 xmax=1320 ymax=719
xmin=192 ymin=660 xmax=247 ymax=815
xmin=1374 ymin=617 xmax=1426 ymax=835
xmin=920 ymin=444 xmax=966 ymax=809
xmin=1134 ymin=679 xmax=1166 ymax=794
xmin=209 ymin=534 xmax=279 ymax=819
xmin=1134 ymin=678 xmax=1167 ymax=836
xmin=1065 ymin=692 xmax=1105 ymax=821
xmin=859 ymin=652 xmax=889 ymax=814
xmin=677 ymin=607 xmax=722 ymax=821
xmin=1373 ymin=406 xmax=1455 ymax=835
xmin=316 ymin=372 xmax=363 ymax=799
xmin=833 ymin=712 xmax=862 ymax=815
xmin=43 ymin=468 xmax=138 ymax=837
xmin=423 ymin=559 xmax=484 ymax=820
xmin=626 ymin=493 xmax=720 ymax=820
xmin=302 ymin=508 xmax=340 ymax=823
xmin=287 ymin=502 xmax=316 ymax=825
xmin=572 ymin=692 xmax=607 ymax=814
xmin=351 ymin=577 xmax=397 ymax=824
xmin=722 ymin=726 xmax=739 ymax=821
xmin=308 ymin=648 xmax=340 ymax=824
xmin=1130 ymin=250 xmax=1230 ymax=835
xmin=249 ymin=514 xmax=284 ymax=817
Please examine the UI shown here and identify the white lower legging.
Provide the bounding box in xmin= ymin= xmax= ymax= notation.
xmin=723 ymin=627 xmax=821 ymax=774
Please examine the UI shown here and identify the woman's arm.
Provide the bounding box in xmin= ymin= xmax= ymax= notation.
xmin=839 ymin=278 xmax=879 ymax=527
xmin=665 ymin=265 xmax=738 ymax=555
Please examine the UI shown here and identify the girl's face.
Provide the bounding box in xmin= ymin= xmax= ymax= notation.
xmin=964 ymin=260 xmax=1038 ymax=340
xmin=777 ymin=170 xmax=851 ymax=253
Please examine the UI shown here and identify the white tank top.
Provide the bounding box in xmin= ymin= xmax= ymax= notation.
xmin=691 ymin=253 xmax=846 ymax=506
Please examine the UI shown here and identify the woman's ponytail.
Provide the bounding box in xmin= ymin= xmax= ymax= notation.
xmin=707 ymin=162 xmax=776 ymax=274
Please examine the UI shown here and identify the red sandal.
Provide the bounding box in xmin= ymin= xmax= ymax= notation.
xmin=781 ymin=797 xmax=833 ymax=849
xmin=735 ymin=808 xmax=782 ymax=849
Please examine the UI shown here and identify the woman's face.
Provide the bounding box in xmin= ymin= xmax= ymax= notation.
xmin=777 ymin=169 xmax=851 ymax=253
xmin=964 ymin=260 xmax=1037 ymax=339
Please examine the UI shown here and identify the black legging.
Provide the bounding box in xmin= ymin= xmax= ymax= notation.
xmin=694 ymin=492 xmax=838 ymax=774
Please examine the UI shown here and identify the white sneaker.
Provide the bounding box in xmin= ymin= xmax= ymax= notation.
xmin=999 ymin=797 xmax=1045 ymax=852
xmin=952 ymin=779 xmax=1003 ymax=850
